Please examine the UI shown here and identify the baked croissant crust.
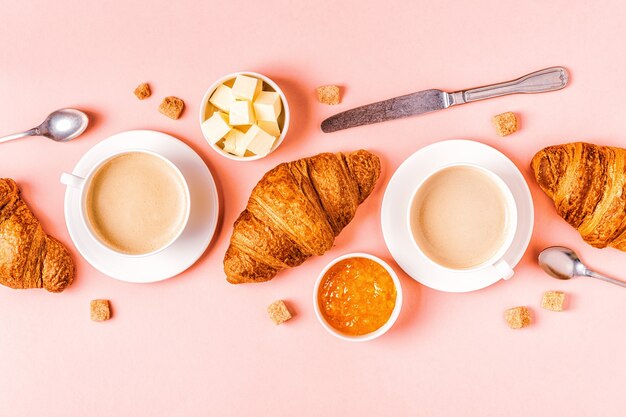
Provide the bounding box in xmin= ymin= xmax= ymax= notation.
xmin=224 ymin=150 xmax=381 ymax=284
xmin=531 ymin=142 xmax=626 ymax=250
xmin=0 ymin=179 xmax=74 ymax=292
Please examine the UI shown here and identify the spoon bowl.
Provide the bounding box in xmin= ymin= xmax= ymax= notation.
xmin=538 ymin=246 xmax=582 ymax=280
xmin=39 ymin=109 xmax=89 ymax=142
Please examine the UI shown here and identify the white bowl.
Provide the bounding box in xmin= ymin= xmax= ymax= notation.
xmin=199 ymin=71 xmax=290 ymax=161
xmin=313 ymin=253 xmax=403 ymax=342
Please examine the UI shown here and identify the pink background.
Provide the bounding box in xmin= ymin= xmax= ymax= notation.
xmin=1 ymin=1 xmax=626 ymax=416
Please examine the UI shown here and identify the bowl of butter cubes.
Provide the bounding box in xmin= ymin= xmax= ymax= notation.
xmin=199 ymin=71 xmax=289 ymax=161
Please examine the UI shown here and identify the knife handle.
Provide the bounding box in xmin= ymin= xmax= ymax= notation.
xmin=451 ymin=67 xmax=569 ymax=104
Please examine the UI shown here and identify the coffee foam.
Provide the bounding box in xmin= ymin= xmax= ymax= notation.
xmin=409 ymin=166 xmax=509 ymax=269
xmin=85 ymin=152 xmax=187 ymax=255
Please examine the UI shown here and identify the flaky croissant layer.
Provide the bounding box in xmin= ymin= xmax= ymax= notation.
xmin=224 ymin=150 xmax=381 ymax=284
xmin=531 ymin=142 xmax=626 ymax=250
xmin=0 ymin=178 xmax=74 ymax=292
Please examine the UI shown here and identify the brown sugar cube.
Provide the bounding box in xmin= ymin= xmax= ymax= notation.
xmin=316 ymin=85 xmax=341 ymax=105
xmin=134 ymin=82 xmax=151 ymax=100
xmin=90 ymin=299 xmax=111 ymax=322
xmin=159 ymin=96 xmax=185 ymax=119
xmin=267 ymin=300 xmax=293 ymax=325
xmin=541 ymin=291 xmax=565 ymax=311
xmin=492 ymin=111 xmax=518 ymax=136
xmin=504 ymin=306 xmax=532 ymax=329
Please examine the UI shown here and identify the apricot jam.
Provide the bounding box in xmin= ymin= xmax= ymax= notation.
xmin=318 ymin=257 xmax=397 ymax=336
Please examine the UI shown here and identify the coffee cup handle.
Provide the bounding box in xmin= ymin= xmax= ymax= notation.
xmin=493 ymin=259 xmax=514 ymax=280
xmin=60 ymin=173 xmax=85 ymax=189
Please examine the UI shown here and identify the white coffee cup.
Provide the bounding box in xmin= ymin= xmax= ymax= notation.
xmin=60 ymin=149 xmax=191 ymax=257
xmin=406 ymin=163 xmax=518 ymax=279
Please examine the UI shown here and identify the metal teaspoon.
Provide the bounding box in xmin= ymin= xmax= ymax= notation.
xmin=538 ymin=246 xmax=626 ymax=288
xmin=0 ymin=108 xmax=89 ymax=144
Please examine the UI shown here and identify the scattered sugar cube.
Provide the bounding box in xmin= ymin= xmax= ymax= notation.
xmin=257 ymin=120 xmax=281 ymax=137
xmin=253 ymin=91 xmax=282 ymax=121
xmin=159 ymin=96 xmax=185 ymax=119
xmin=243 ymin=124 xmax=276 ymax=156
xmin=201 ymin=112 xmax=231 ymax=144
xmin=209 ymin=84 xmax=235 ymax=113
xmin=316 ymin=85 xmax=341 ymax=105
xmin=90 ymin=299 xmax=111 ymax=322
xmin=232 ymin=75 xmax=262 ymax=101
xmin=492 ymin=111 xmax=518 ymax=136
xmin=541 ymin=291 xmax=565 ymax=311
xmin=222 ymin=128 xmax=244 ymax=154
xmin=504 ymin=306 xmax=532 ymax=329
xmin=134 ymin=82 xmax=151 ymax=100
xmin=267 ymin=300 xmax=293 ymax=325
xmin=229 ymin=100 xmax=256 ymax=126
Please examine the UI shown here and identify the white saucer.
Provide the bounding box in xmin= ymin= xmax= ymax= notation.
xmin=381 ymin=140 xmax=534 ymax=292
xmin=62 ymin=130 xmax=220 ymax=283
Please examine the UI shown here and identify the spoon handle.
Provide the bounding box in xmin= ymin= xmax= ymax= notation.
xmin=0 ymin=128 xmax=38 ymax=144
xmin=586 ymin=270 xmax=626 ymax=288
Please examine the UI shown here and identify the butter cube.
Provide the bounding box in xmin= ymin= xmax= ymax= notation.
xmin=253 ymin=91 xmax=282 ymax=122
xmin=232 ymin=75 xmax=262 ymax=101
xmin=257 ymin=120 xmax=281 ymax=137
xmin=201 ymin=112 xmax=231 ymax=144
xmin=223 ymin=128 xmax=244 ymax=154
xmin=233 ymin=129 xmax=254 ymax=157
xmin=244 ymin=125 xmax=276 ymax=156
xmin=209 ymin=84 xmax=235 ymax=113
xmin=229 ymin=100 xmax=256 ymax=126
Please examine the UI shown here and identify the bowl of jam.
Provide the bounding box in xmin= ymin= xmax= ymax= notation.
xmin=313 ymin=253 xmax=403 ymax=342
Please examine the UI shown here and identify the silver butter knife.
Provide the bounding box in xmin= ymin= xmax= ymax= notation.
xmin=321 ymin=66 xmax=569 ymax=133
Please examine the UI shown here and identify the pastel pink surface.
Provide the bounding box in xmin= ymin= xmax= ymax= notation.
xmin=1 ymin=1 xmax=625 ymax=416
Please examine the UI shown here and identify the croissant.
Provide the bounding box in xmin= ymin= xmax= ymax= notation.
xmin=0 ymin=178 xmax=74 ymax=292
xmin=224 ymin=150 xmax=381 ymax=284
xmin=531 ymin=142 xmax=626 ymax=250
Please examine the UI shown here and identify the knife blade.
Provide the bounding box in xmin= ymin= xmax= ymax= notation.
xmin=321 ymin=66 xmax=569 ymax=133
xmin=321 ymin=89 xmax=448 ymax=133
